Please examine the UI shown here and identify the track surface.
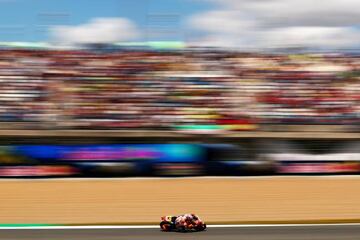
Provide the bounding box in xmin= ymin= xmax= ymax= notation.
xmin=2 ymin=177 xmax=360 ymax=224
xmin=1 ymin=225 xmax=360 ymax=240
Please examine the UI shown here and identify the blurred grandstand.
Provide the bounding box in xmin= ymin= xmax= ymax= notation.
xmin=0 ymin=41 xmax=358 ymax=133
xmin=0 ymin=41 xmax=357 ymax=177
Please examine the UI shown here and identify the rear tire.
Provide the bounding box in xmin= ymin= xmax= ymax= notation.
xmin=160 ymin=221 xmax=171 ymax=231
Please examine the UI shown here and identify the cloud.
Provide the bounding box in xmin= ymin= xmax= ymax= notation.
xmin=260 ymin=27 xmax=360 ymax=48
xmin=188 ymin=0 xmax=360 ymax=49
xmin=50 ymin=17 xmax=139 ymax=44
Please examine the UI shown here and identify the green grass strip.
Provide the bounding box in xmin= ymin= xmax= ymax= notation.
xmin=0 ymin=224 xmax=59 ymax=227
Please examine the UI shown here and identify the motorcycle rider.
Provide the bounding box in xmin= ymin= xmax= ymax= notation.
xmin=175 ymin=214 xmax=199 ymax=229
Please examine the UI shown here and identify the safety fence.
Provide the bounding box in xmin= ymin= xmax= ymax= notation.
xmin=0 ymin=141 xmax=359 ymax=177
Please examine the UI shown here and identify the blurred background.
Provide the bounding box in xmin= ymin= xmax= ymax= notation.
xmin=2 ymin=5 xmax=360 ymax=240
xmin=0 ymin=0 xmax=358 ymax=178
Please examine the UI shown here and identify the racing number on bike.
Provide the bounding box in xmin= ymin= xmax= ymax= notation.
xmin=165 ymin=216 xmax=173 ymax=222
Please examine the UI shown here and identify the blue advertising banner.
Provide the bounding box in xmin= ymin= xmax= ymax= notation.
xmin=13 ymin=144 xmax=205 ymax=162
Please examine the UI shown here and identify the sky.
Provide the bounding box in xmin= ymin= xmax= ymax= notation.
xmin=0 ymin=0 xmax=209 ymax=43
xmin=0 ymin=0 xmax=359 ymax=49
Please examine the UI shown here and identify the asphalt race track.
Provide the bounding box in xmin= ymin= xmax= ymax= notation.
xmin=1 ymin=225 xmax=360 ymax=240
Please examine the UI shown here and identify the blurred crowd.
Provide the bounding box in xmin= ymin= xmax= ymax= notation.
xmin=0 ymin=48 xmax=359 ymax=131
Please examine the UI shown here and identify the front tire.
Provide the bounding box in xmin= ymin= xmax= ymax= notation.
xmin=196 ymin=224 xmax=206 ymax=231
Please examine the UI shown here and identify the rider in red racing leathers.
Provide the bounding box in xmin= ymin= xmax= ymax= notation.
xmin=175 ymin=214 xmax=200 ymax=229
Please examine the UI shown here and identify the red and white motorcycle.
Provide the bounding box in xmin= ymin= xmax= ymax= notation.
xmin=160 ymin=214 xmax=206 ymax=232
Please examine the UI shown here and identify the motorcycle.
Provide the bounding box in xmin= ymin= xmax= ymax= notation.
xmin=160 ymin=215 xmax=206 ymax=232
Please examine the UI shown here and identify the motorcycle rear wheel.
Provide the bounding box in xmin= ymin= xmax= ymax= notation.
xmin=160 ymin=221 xmax=171 ymax=231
